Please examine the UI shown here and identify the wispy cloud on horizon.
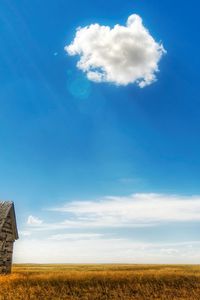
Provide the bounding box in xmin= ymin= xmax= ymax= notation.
xmin=18 ymin=192 xmax=200 ymax=263
xmin=48 ymin=233 xmax=104 ymax=241
xmin=47 ymin=193 xmax=200 ymax=228
xmin=14 ymin=237 xmax=200 ymax=264
xmin=24 ymin=193 xmax=200 ymax=232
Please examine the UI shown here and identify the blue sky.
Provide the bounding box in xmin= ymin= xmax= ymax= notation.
xmin=1 ymin=0 xmax=200 ymax=263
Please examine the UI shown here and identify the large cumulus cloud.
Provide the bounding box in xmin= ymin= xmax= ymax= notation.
xmin=65 ymin=14 xmax=166 ymax=87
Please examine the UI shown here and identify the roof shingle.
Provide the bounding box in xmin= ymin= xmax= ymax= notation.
xmin=0 ymin=201 xmax=18 ymax=240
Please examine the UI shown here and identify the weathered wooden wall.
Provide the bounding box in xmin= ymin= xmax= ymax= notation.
xmin=0 ymin=211 xmax=14 ymax=274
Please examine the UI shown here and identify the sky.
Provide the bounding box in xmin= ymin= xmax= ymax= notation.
xmin=1 ymin=0 xmax=200 ymax=263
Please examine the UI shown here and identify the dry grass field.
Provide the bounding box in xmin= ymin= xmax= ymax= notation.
xmin=0 ymin=264 xmax=200 ymax=299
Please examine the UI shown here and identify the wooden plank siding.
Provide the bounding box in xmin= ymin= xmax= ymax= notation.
xmin=0 ymin=202 xmax=18 ymax=274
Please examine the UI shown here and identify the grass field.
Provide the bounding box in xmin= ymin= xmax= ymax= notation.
xmin=0 ymin=264 xmax=200 ymax=299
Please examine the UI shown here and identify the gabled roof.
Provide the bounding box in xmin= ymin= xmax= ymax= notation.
xmin=0 ymin=201 xmax=18 ymax=240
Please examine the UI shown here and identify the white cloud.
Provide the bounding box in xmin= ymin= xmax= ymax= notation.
xmin=18 ymin=231 xmax=31 ymax=237
xmin=50 ymin=193 xmax=200 ymax=228
xmin=16 ymin=193 xmax=200 ymax=263
xmin=49 ymin=233 xmax=103 ymax=241
xmin=27 ymin=215 xmax=43 ymax=226
xmin=13 ymin=237 xmax=200 ymax=264
xmin=23 ymin=193 xmax=200 ymax=232
xmin=65 ymin=14 xmax=166 ymax=87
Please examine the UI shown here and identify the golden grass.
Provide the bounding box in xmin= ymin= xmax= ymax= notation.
xmin=0 ymin=264 xmax=200 ymax=299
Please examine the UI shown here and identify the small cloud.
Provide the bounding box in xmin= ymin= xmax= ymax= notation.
xmin=65 ymin=14 xmax=166 ymax=87
xmin=19 ymin=231 xmax=31 ymax=237
xmin=160 ymin=248 xmax=179 ymax=255
xmin=27 ymin=215 xmax=43 ymax=226
xmin=49 ymin=233 xmax=103 ymax=241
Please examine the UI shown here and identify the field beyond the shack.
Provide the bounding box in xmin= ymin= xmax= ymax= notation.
xmin=0 ymin=264 xmax=200 ymax=299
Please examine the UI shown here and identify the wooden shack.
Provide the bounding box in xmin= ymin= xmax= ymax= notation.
xmin=0 ymin=202 xmax=18 ymax=274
